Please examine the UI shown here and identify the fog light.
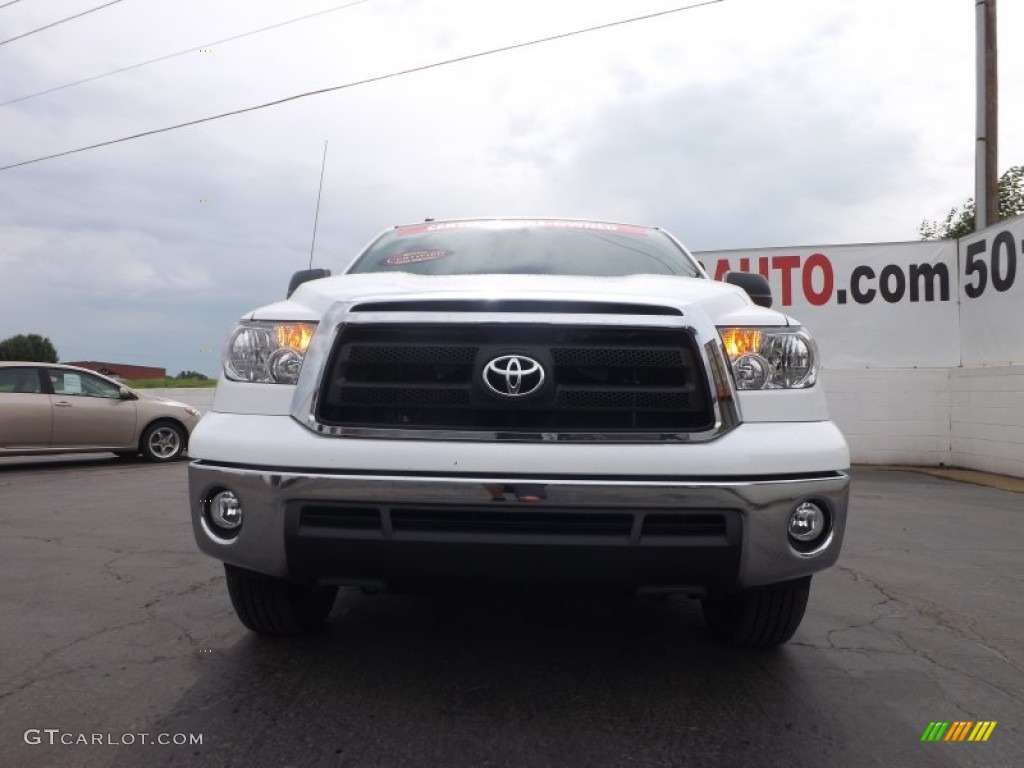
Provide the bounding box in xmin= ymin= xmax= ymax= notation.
xmin=788 ymin=501 xmax=827 ymax=546
xmin=209 ymin=490 xmax=243 ymax=532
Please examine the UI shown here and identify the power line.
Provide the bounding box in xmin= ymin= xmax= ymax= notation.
xmin=1 ymin=0 xmax=374 ymax=108
xmin=0 ymin=0 xmax=123 ymax=46
xmin=0 ymin=0 xmax=723 ymax=173
xmin=0 ymin=1 xmax=28 ymax=10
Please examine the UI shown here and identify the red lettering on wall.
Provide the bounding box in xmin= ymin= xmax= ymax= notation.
xmin=714 ymin=259 xmax=731 ymax=281
xmin=802 ymin=253 xmax=834 ymax=306
xmin=771 ymin=255 xmax=801 ymax=306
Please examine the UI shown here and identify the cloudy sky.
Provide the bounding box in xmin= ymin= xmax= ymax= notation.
xmin=1 ymin=0 xmax=1021 ymax=376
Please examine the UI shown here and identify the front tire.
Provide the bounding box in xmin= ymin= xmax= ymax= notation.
xmin=701 ymin=577 xmax=811 ymax=648
xmin=224 ymin=564 xmax=338 ymax=635
xmin=140 ymin=421 xmax=186 ymax=462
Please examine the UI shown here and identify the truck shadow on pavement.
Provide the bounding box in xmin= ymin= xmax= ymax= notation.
xmin=0 ymin=454 xmax=189 ymax=473
xmin=107 ymin=591 xmax=859 ymax=768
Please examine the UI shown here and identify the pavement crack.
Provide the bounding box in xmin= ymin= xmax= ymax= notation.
xmin=837 ymin=565 xmax=1024 ymax=673
xmin=0 ymin=618 xmax=151 ymax=701
xmin=832 ymin=565 xmax=1023 ymax=703
xmin=141 ymin=575 xmax=222 ymax=610
xmin=100 ymin=550 xmax=134 ymax=585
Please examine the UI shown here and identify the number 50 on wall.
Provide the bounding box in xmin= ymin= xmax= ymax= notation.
xmin=962 ymin=230 xmax=1019 ymax=298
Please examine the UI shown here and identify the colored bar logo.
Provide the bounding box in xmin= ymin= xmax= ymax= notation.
xmin=921 ymin=721 xmax=997 ymax=742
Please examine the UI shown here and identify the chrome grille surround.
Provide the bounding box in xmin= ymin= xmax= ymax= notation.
xmin=290 ymin=298 xmax=742 ymax=443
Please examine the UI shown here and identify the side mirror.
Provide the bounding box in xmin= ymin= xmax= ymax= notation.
xmin=723 ymin=271 xmax=773 ymax=308
xmin=287 ymin=268 xmax=331 ymax=298
xmin=119 ymin=387 xmax=138 ymax=401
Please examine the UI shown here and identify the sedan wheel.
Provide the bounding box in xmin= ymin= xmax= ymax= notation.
xmin=140 ymin=422 xmax=186 ymax=462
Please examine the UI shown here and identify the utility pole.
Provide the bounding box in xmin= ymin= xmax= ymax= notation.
xmin=976 ymin=0 xmax=998 ymax=227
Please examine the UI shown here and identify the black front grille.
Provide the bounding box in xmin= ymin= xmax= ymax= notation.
xmin=641 ymin=513 xmax=726 ymax=537
xmin=391 ymin=508 xmax=634 ymax=537
xmin=293 ymin=503 xmax=735 ymax=543
xmin=317 ymin=322 xmax=713 ymax=433
xmin=299 ymin=505 xmax=380 ymax=532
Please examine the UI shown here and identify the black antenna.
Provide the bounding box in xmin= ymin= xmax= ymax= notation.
xmin=308 ymin=140 xmax=328 ymax=269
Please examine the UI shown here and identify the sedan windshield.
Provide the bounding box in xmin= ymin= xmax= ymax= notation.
xmin=347 ymin=220 xmax=701 ymax=278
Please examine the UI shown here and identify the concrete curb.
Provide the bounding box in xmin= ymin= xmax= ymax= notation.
xmin=857 ymin=464 xmax=1024 ymax=494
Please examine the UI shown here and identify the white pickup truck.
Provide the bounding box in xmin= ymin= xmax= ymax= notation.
xmin=188 ymin=218 xmax=850 ymax=647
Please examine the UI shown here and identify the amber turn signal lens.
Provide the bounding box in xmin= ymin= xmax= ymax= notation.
xmin=274 ymin=323 xmax=315 ymax=352
xmin=718 ymin=328 xmax=763 ymax=359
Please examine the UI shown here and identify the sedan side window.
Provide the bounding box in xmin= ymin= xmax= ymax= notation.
xmin=49 ymin=371 xmax=81 ymax=395
xmin=0 ymin=368 xmax=42 ymax=393
xmin=80 ymin=373 xmax=121 ymax=399
xmin=49 ymin=371 xmax=120 ymax=398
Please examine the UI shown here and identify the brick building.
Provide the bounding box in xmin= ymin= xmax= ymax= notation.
xmin=66 ymin=361 xmax=166 ymax=379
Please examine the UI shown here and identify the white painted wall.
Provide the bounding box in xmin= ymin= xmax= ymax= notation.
xmin=821 ymin=368 xmax=951 ymax=467
xmin=950 ymin=366 xmax=1024 ymax=477
xmin=818 ymin=365 xmax=1024 ymax=478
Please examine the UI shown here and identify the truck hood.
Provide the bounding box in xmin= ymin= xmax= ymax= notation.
xmin=249 ymin=273 xmax=791 ymax=326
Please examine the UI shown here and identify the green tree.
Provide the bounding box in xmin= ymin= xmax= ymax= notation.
xmin=0 ymin=333 xmax=59 ymax=362
xmin=175 ymin=370 xmax=209 ymax=380
xmin=920 ymin=165 xmax=1024 ymax=240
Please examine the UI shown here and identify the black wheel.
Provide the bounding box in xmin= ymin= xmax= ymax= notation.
xmin=224 ymin=564 xmax=338 ymax=636
xmin=701 ymin=577 xmax=811 ymax=648
xmin=140 ymin=421 xmax=186 ymax=462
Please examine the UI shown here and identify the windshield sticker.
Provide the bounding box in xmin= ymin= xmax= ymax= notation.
xmin=395 ymin=220 xmax=649 ymax=237
xmin=382 ymin=249 xmax=451 ymax=266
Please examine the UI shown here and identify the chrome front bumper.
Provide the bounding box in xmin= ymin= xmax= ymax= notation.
xmin=189 ymin=462 xmax=849 ymax=594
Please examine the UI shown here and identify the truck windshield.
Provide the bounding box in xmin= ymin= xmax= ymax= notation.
xmin=346 ymin=220 xmax=701 ymax=278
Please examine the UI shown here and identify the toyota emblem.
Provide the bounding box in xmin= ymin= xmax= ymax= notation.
xmin=482 ymin=355 xmax=545 ymax=398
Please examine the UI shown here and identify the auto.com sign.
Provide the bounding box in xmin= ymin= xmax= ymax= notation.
xmin=697 ymin=213 xmax=1024 ymax=369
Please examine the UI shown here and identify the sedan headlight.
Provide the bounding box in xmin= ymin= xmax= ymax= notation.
xmin=224 ymin=321 xmax=317 ymax=384
xmin=718 ymin=327 xmax=818 ymax=390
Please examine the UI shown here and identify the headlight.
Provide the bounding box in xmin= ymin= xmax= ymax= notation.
xmin=718 ymin=327 xmax=818 ymax=390
xmin=223 ymin=321 xmax=317 ymax=384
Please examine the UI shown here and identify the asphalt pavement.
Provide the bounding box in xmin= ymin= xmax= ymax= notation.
xmin=0 ymin=459 xmax=1020 ymax=768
